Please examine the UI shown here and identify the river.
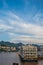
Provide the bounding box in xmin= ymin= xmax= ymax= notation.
xmin=0 ymin=52 xmax=43 ymax=65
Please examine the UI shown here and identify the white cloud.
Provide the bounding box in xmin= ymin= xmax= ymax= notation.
xmin=10 ymin=36 xmax=43 ymax=44
xmin=0 ymin=23 xmax=13 ymax=31
xmin=33 ymin=12 xmax=43 ymax=25
xmin=11 ymin=21 xmax=43 ymax=36
xmin=0 ymin=11 xmax=43 ymax=43
xmin=6 ymin=11 xmax=21 ymax=21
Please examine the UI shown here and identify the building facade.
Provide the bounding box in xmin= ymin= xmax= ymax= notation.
xmin=19 ymin=45 xmax=38 ymax=61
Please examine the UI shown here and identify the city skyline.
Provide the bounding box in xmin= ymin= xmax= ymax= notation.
xmin=0 ymin=0 xmax=43 ymax=44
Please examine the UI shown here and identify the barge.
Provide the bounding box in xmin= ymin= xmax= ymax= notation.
xmin=19 ymin=45 xmax=38 ymax=62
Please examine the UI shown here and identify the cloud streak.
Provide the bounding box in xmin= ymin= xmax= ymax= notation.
xmin=0 ymin=11 xmax=43 ymax=44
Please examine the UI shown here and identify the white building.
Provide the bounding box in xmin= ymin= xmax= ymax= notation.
xmin=19 ymin=45 xmax=38 ymax=61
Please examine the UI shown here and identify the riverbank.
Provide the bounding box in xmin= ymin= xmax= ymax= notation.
xmin=21 ymin=60 xmax=43 ymax=65
xmin=38 ymin=57 xmax=43 ymax=60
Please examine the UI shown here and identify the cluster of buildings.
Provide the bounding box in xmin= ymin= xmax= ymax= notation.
xmin=0 ymin=43 xmax=43 ymax=60
xmin=0 ymin=45 xmax=16 ymax=52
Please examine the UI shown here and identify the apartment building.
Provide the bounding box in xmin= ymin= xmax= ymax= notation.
xmin=19 ymin=45 xmax=38 ymax=61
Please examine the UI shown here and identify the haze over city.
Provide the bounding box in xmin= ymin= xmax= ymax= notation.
xmin=0 ymin=0 xmax=43 ymax=44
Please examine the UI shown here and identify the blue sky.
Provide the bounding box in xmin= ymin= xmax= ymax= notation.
xmin=0 ymin=0 xmax=43 ymax=44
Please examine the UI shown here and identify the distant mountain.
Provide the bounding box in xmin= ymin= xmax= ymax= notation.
xmin=14 ymin=42 xmax=24 ymax=47
xmin=0 ymin=41 xmax=24 ymax=48
xmin=0 ymin=41 xmax=43 ymax=48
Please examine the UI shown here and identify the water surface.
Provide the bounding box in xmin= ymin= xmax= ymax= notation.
xmin=0 ymin=52 xmax=43 ymax=65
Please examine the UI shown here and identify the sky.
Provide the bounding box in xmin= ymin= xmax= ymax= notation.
xmin=0 ymin=0 xmax=43 ymax=44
